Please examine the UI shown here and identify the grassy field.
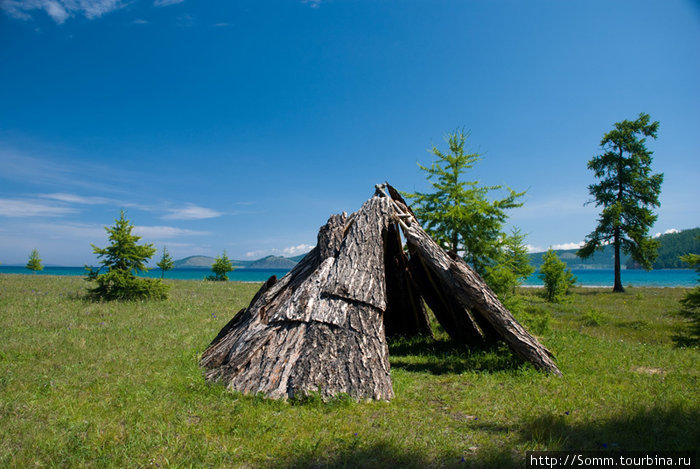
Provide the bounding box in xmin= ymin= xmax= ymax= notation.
xmin=0 ymin=274 xmax=697 ymax=468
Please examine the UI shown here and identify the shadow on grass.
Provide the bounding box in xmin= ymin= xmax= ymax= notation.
xmin=388 ymin=335 xmax=526 ymax=375
xmin=566 ymin=288 xmax=614 ymax=296
xmin=274 ymin=407 xmax=698 ymax=468
xmin=272 ymin=439 xmax=522 ymax=469
xmin=517 ymin=404 xmax=700 ymax=451
xmin=671 ymin=309 xmax=700 ymax=348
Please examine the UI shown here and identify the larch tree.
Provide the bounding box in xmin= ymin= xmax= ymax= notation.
xmin=484 ymin=228 xmax=534 ymax=300
xmin=539 ymin=249 xmax=576 ymax=303
xmin=577 ymin=113 xmax=663 ymax=293
xmin=88 ymin=210 xmax=169 ymax=300
xmin=156 ymin=246 xmax=174 ymax=279
xmin=26 ymin=248 xmax=43 ymax=273
xmin=404 ymin=128 xmax=526 ymax=279
xmin=208 ymin=250 xmax=234 ymax=281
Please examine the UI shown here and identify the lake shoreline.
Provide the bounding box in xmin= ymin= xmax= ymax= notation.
xmin=1 ymin=265 xmax=696 ymax=288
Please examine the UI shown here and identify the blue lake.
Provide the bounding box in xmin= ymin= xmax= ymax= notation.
xmin=0 ymin=266 xmax=291 ymax=283
xmin=0 ymin=265 xmax=696 ymax=287
xmin=524 ymin=268 xmax=695 ymax=287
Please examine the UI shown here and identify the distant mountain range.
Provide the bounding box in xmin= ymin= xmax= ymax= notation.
xmin=171 ymin=227 xmax=698 ymax=272
xmin=173 ymin=254 xmax=299 ymax=270
xmin=528 ymin=245 xmax=626 ymax=270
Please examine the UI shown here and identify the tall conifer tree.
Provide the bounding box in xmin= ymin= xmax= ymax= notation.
xmin=577 ymin=113 xmax=663 ymax=292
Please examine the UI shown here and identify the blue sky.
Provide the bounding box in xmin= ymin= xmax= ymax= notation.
xmin=1 ymin=0 xmax=698 ymax=266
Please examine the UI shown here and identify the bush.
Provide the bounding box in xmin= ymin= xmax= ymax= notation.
xmin=538 ymin=249 xmax=576 ymax=303
xmin=87 ymin=270 xmax=169 ymax=301
xmin=515 ymin=305 xmax=552 ymax=335
xmin=582 ymin=309 xmax=608 ymax=327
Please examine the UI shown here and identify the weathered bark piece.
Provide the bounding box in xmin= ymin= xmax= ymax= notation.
xmin=387 ymin=187 xmax=562 ymax=375
xmin=200 ymin=198 xmax=395 ymax=400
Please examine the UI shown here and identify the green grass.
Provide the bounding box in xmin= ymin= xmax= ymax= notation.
xmin=0 ymin=275 xmax=698 ymax=468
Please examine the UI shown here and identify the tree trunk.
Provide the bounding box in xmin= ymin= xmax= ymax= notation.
xmin=614 ymin=152 xmax=625 ymax=293
xmin=613 ymin=228 xmax=625 ymax=293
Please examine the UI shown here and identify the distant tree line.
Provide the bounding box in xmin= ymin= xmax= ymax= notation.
xmin=626 ymin=228 xmax=700 ymax=270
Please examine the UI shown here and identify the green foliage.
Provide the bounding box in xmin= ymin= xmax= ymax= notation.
xmin=207 ymin=250 xmax=234 ymax=281
xmin=484 ymin=228 xmax=535 ymax=300
xmin=582 ymin=309 xmax=608 ymax=327
xmin=578 ymin=113 xmax=663 ymax=291
xmin=156 ymin=246 xmax=174 ymax=279
xmin=539 ymin=249 xmax=576 ymax=302
xmin=514 ymin=305 xmax=551 ymax=335
xmin=404 ymin=128 xmax=526 ymax=278
xmin=25 ymin=248 xmax=43 ymax=272
xmin=678 ymin=242 xmax=700 ymax=345
xmin=627 ymin=227 xmax=700 ymax=269
xmin=87 ymin=210 xmax=169 ymax=301
xmin=86 ymin=270 xmax=169 ymax=301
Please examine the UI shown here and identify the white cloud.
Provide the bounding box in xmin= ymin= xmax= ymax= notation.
xmin=246 ymin=243 xmax=314 ymax=259
xmin=44 ymin=0 xmax=69 ymax=22
xmin=40 ymin=192 xmax=111 ymax=205
xmin=162 ymin=204 xmax=221 ymax=220
xmin=526 ymin=242 xmax=584 ymax=253
xmin=282 ymin=243 xmax=314 ymax=256
xmin=154 ymin=0 xmax=184 ymax=6
xmin=37 ymin=192 xmax=154 ymax=212
xmin=132 ymin=18 xmax=148 ymax=24
xmin=245 ymin=249 xmax=264 ymax=258
xmin=133 ymin=225 xmax=208 ymax=239
xmin=550 ymin=242 xmax=584 ymax=251
xmin=1 ymin=0 xmax=125 ymax=23
xmin=654 ymin=228 xmax=679 ymax=238
xmin=0 ymin=198 xmax=77 ymax=217
xmin=301 ymin=0 xmax=323 ymax=8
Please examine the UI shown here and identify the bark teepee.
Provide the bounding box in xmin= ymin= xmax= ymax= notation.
xmin=200 ymin=184 xmax=561 ymax=401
